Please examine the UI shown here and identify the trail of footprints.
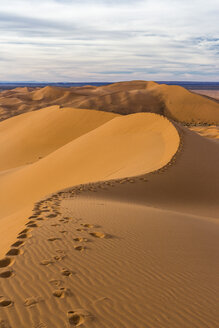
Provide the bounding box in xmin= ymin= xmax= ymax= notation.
xmin=0 ymin=189 xmax=111 ymax=326
xmin=0 ymin=147 xmax=183 ymax=325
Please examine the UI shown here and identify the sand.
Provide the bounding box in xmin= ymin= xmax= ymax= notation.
xmin=191 ymin=89 xmax=219 ymax=101
xmin=0 ymin=81 xmax=218 ymax=328
xmin=189 ymin=125 xmax=219 ymax=141
xmin=1 ymin=81 xmax=219 ymax=124
xmin=0 ymin=111 xmax=179 ymax=220
xmin=0 ymin=196 xmax=218 ymax=328
xmin=0 ymin=106 xmax=117 ymax=171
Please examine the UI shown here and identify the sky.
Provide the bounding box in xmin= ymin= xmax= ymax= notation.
xmin=0 ymin=0 xmax=218 ymax=82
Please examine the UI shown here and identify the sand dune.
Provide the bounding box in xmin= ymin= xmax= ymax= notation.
xmin=0 ymin=82 xmax=218 ymax=328
xmin=0 ymin=112 xmax=179 ymax=220
xmin=76 ymin=82 xmax=219 ymax=124
xmin=84 ymin=125 xmax=219 ymax=218
xmin=31 ymin=86 xmax=69 ymax=101
xmin=0 ymin=149 xmax=218 ymax=327
xmin=1 ymin=81 xmax=218 ymax=124
xmin=0 ymin=106 xmax=117 ymax=171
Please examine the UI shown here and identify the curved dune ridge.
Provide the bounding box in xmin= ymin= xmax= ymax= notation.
xmin=0 ymin=111 xmax=180 ymax=220
xmin=0 ymin=81 xmax=218 ymax=124
xmin=0 ymin=85 xmax=219 ymax=328
xmin=0 ymin=127 xmax=218 ymax=327
xmin=0 ymin=106 xmax=117 ymax=171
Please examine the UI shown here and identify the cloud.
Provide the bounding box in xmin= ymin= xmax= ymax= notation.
xmin=0 ymin=0 xmax=218 ymax=81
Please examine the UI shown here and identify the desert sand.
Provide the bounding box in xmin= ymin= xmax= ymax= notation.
xmin=191 ymin=89 xmax=219 ymax=101
xmin=1 ymin=81 xmax=219 ymax=124
xmin=0 ymin=81 xmax=218 ymax=328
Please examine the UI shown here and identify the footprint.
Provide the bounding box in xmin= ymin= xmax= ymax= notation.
xmin=17 ymin=233 xmax=29 ymax=239
xmin=47 ymin=237 xmax=61 ymax=242
xmin=89 ymin=232 xmax=108 ymax=239
xmin=40 ymin=259 xmax=54 ymax=266
xmin=55 ymin=249 xmax=66 ymax=255
xmin=76 ymin=228 xmax=87 ymax=232
xmin=19 ymin=228 xmax=29 ymax=234
xmin=67 ymin=309 xmax=91 ymax=326
xmin=46 ymin=214 xmax=57 ymax=218
xmin=25 ymin=220 xmax=35 ymax=225
xmin=49 ymin=279 xmax=63 ymax=287
xmin=59 ymin=230 xmax=67 ymax=234
xmin=52 ymin=255 xmax=65 ymax=261
xmin=0 ymin=271 xmax=14 ymax=278
xmin=74 ymin=245 xmax=85 ymax=251
xmin=51 ymin=224 xmax=60 ymax=227
xmin=73 ymin=238 xmax=88 ymax=242
xmin=54 ymin=212 xmax=61 ymax=216
xmin=0 ymin=298 xmax=13 ymax=308
xmin=80 ymin=223 xmax=94 ymax=228
xmin=24 ymin=296 xmax=43 ymax=307
xmin=0 ymin=258 xmax=13 ymax=268
xmin=28 ymin=215 xmax=38 ymax=220
xmin=68 ymin=311 xmax=84 ymax=326
xmin=11 ymin=240 xmax=24 ymax=247
xmin=61 ymin=268 xmax=72 ymax=277
xmin=52 ymin=288 xmax=70 ymax=298
xmin=26 ymin=223 xmax=38 ymax=228
xmin=6 ymin=248 xmax=21 ymax=256
xmin=33 ymin=212 xmax=41 ymax=216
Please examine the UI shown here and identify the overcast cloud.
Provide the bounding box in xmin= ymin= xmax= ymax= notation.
xmin=0 ymin=0 xmax=218 ymax=81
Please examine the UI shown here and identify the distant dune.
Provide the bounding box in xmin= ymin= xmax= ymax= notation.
xmin=0 ymin=80 xmax=218 ymax=124
xmin=191 ymin=89 xmax=219 ymax=101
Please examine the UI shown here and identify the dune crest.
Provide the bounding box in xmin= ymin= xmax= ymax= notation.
xmin=0 ymin=81 xmax=218 ymax=124
xmin=0 ymin=112 xmax=180 ymax=219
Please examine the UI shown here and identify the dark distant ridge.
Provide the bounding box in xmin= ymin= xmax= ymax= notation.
xmin=1 ymin=81 xmax=219 ymax=91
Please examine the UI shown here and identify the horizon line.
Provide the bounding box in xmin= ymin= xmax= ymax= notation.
xmin=1 ymin=80 xmax=219 ymax=84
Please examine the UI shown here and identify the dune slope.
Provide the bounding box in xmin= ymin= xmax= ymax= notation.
xmin=85 ymin=125 xmax=219 ymax=218
xmin=0 ymin=195 xmax=218 ymax=328
xmin=0 ymin=106 xmax=117 ymax=171
xmin=0 ymin=113 xmax=180 ymax=219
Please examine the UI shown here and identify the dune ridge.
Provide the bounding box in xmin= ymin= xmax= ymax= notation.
xmin=0 ymin=81 xmax=219 ymax=328
xmin=0 ymin=111 xmax=180 ymax=221
xmin=0 ymin=156 xmax=218 ymax=327
xmin=0 ymin=81 xmax=219 ymax=124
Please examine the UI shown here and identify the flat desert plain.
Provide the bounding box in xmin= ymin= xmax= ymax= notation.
xmin=0 ymin=81 xmax=218 ymax=328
